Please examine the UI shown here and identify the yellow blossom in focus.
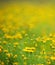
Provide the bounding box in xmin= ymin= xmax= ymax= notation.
xmin=23 ymin=47 xmax=36 ymax=53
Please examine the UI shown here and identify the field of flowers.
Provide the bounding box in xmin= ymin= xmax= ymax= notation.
xmin=0 ymin=1 xmax=55 ymax=65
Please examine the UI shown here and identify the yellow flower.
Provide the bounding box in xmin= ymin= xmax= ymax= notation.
xmin=35 ymin=43 xmax=37 ymax=47
xmin=4 ymin=50 xmax=8 ymax=53
xmin=4 ymin=34 xmax=13 ymax=39
xmin=50 ymin=56 xmax=55 ymax=60
xmin=47 ymin=61 xmax=51 ymax=64
xmin=14 ymin=33 xmax=22 ymax=39
xmin=13 ymin=54 xmax=18 ymax=58
xmin=0 ymin=48 xmax=2 ymax=53
xmin=23 ymin=56 xmax=27 ymax=60
xmin=23 ymin=47 xmax=36 ymax=53
xmin=22 ymin=30 xmax=26 ymax=34
xmin=22 ymin=54 xmax=25 ymax=57
xmin=0 ymin=46 xmax=3 ymax=53
xmin=13 ymin=62 xmax=18 ymax=65
xmin=42 ymin=36 xmax=50 ymax=43
xmin=23 ymin=62 xmax=27 ymax=65
xmin=2 ymin=27 xmax=8 ymax=33
xmin=44 ymin=56 xmax=49 ymax=59
xmin=6 ymin=53 xmax=12 ymax=58
xmin=1 ymin=61 xmax=4 ymax=65
xmin=36 ymin=37 xmax=41 ymax=41
xmin=3 ymin=41 xmax=7 ymax=45
xmin=14 ymin=42 xmax=19 ymax=47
